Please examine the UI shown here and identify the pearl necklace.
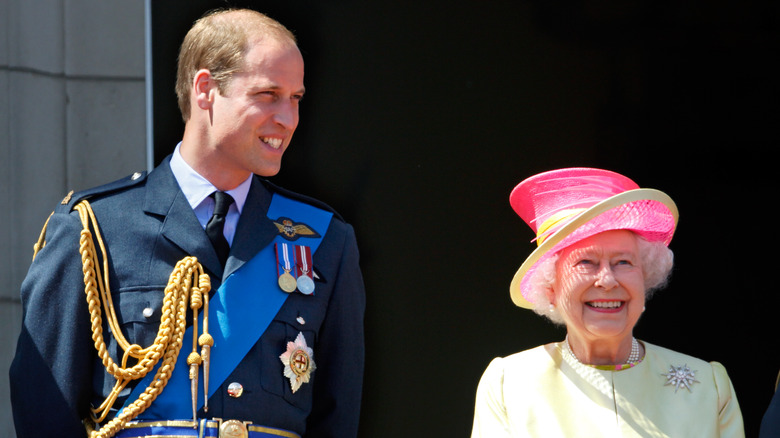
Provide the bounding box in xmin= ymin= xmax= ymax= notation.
xmin=564 ymin=336 xmax=641 ymax=366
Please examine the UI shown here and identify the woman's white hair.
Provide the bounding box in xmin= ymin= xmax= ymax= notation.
xmin=525 ymin=234 xmax=674 ymax=325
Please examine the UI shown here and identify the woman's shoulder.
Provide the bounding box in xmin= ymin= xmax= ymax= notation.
xmin=642 ymin=341 xmax=716 ymax=369
xmin=641 ymin=341 xmax=734 ymax=387
xmin=482 ymin=343 xmax=562 ymax=375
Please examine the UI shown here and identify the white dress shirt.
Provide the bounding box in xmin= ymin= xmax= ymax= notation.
xmin=168 ymin=143 xmax=252 ymax=246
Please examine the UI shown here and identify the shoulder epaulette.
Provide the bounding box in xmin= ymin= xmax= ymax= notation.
xmin=55 ymin=170 xmax=148 ymax=213
xmin=259 ymin=177 xmax=344 ymax=223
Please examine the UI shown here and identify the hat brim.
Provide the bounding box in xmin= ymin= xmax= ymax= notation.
xmin=509 ymin=188 xmax=679 ymax=309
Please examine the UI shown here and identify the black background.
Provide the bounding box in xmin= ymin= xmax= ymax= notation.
xmin=152 ymin=1 xmax=779 ymax=436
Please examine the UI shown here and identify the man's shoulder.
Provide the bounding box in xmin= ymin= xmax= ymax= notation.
xmin=259 ymin=177 xmax=345 ymax=223
xmin=55 ymin=170 xmax=148 ymax=213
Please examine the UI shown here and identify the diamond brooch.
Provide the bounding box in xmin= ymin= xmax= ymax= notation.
xmin=662 ymin=364 xmax=700 ymax=393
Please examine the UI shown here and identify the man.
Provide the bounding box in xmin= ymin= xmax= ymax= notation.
xmin=10 ymin=8 xmax=365 ymax=438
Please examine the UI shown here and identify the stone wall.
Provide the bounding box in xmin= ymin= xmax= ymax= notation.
xmin=0 ymin=2 xmax=146 ymax=436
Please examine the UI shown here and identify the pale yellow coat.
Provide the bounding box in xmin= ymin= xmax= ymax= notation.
xmin=472 ymin=341 xmax=744 ymax=437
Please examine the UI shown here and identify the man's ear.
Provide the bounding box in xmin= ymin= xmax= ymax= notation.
xmin=193 ymin=69 xmax=216 ymax=110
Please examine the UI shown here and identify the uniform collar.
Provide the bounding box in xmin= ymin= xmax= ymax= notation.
xmin=169 ymin=142 xmax=251 ymax=213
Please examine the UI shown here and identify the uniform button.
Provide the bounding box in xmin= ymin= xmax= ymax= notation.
xmin=131 ymin=172 xmax=142 ymax=180
xmin=296 ymin=316 xmax=306 ymax=325
xmin=142 ymin=307 xmax=154 ymax=318
xmin=227 ymin=382 xmax=243 ymax=398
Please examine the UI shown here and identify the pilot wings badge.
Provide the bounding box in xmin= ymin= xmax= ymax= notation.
xmin=273 ymin=217 xmax=321 ymax=241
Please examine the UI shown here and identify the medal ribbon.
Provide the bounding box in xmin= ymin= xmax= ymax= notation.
xmin=274 ymin=242 xmax=295 ymax=276
xmin=276 ymin=242 xmax=295 ymax=276
xmin=295 ymin=245 xmax=313 ymax=281
xmin=294 ymin=245 xmax=315 ymax=295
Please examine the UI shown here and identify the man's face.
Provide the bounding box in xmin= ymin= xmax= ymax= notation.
xmin=207 ymin=38 xmax=305 ymax=179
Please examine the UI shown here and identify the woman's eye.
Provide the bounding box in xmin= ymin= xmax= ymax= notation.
xmin=573 ymin=259 xmax=596 ymax=271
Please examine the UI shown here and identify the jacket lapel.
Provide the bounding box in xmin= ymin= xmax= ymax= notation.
xmin=143 ymin=156 xmax=224 ymax=277
xmin=224 ymin=176 xmax=279 ymax=279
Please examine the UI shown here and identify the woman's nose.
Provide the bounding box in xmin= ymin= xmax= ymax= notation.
xmin=594 ymin=265 xmax=618 ymax=290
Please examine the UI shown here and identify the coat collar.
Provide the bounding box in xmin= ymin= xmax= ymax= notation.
xmin=142 ymin=156 xmax=278 ymax=281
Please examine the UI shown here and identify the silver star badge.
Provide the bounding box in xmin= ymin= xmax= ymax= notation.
xmin=662 ymin=364 xmax=700 ymax=393
xmin=280 ymin=332 xmax=316 ymax=393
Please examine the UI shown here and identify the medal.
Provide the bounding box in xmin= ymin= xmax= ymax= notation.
xmin=279 ymin=332 xmax=316 ymax=393
xmin=296 ymin=275 xmax=315 ymax=295
xmin=295 ymin=245 xmax=315 ymax=295
xmin=278 ymin=271 xmax=297 ymax=293
xmin=275 ymin=243 xmax=297 ymax=293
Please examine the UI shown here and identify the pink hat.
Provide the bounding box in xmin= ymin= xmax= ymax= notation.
xmin=509 ymin=168 xmax=678 ymax=309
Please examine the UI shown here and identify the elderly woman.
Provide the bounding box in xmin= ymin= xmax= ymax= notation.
xmin=471 ymin=168 xmax=744 ymax=437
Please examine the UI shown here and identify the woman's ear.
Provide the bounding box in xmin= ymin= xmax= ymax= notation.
xmin=545 ymin=285 xmax=556 ymax=307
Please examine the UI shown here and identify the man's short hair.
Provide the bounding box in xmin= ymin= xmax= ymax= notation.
xmin=175 ymin=8 xmax=297 ymax=122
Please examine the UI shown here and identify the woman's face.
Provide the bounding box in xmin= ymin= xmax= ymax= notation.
xmin=551 ymin=230 xmax=646 ymax=344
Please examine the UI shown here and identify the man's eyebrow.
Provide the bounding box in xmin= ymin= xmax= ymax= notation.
xmin=248 ymin=83 xmax=306 ymax=95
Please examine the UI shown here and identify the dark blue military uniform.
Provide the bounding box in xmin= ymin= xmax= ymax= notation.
xmin=10 ymin=156 xmax=366 ymax=437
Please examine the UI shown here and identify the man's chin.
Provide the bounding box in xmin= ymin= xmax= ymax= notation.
xmin=253 ymin=163 xmax=283 ymax=177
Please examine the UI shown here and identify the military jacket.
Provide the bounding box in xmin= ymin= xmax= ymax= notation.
xmin=10 ymin=156 xmax=366 ymax=437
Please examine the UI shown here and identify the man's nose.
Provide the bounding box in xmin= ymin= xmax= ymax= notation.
xmin=274 ymin=101 xmax=298 ymax=130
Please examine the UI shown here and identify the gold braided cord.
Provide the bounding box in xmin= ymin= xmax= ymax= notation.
xmin=32 ymin=212 xmax=53 ymax=260
xmin=69 ymin=200 xmax=211 ymax=438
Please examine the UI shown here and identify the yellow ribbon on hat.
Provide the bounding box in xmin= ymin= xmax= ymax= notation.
xmin=535 ymin=208 xmax=585 ymax=245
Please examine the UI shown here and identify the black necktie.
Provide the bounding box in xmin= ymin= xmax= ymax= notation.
xmin=206 ymin=191 xmax=234 ymax=266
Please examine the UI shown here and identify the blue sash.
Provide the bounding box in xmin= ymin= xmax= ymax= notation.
xmin=125 ymin=193 xmax=333 ymax=419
